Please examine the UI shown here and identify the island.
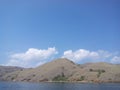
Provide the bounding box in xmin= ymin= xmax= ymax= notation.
xmin=0 ymin=58 xmax=120 ymax=83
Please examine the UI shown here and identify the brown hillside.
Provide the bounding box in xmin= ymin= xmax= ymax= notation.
xmin=1 ymin=58 xmax=120 ymax=83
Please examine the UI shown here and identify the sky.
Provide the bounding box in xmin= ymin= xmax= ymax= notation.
xmin=0 ymin=0 xmax=120 ymax=67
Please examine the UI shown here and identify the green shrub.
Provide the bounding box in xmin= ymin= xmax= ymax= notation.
xmin=97 ymin=69 xmax=105 ymax=77
xmin=52 ymin=74 xmax=68 ymax=81
xmin=80 ymin=76 xmax=85 ymax=81
xmin=89 ymin=69 xmax=105 ymax=78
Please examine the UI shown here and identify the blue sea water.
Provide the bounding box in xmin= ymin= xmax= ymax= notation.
xmin=0 ymin=82 xmax=120 ymax=90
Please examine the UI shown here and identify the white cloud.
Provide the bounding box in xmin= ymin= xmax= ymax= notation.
xmin=6 ymin=47 xmax=58 ymax=67
xmin=62 ymin=49 xmax=99 ymax=62
xmin=111 ymin=56 xmax=120 ymax=64
xmin=62 ymin=49 xmax=120 ymax=63
xmin=5 ymin=48 xmax=120 ymax=67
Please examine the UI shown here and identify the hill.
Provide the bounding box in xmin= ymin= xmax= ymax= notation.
xmin=0 ymin=66 xmax=24 ymax=80
xmin=1 ymin=58 xmax=120 ymax=83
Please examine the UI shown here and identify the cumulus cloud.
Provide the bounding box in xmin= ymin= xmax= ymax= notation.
xmin=62 ymin=49 xmax=120 ymax=63
xmin=6 ymin=48 xmax=120 ymax=67
xmin=62 ymin=49 xmax=98 ymax=62
xmin=6 ymin=47 xmax=58 ymax=67
xmin=111 ymin=56 xmax=120 ymax=64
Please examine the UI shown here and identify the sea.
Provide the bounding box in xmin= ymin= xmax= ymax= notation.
xmin=0 ymin=82 xmax=120 ymax=90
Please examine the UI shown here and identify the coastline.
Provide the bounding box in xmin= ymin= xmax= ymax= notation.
xmin=1 ymin=80 xmax=120 ymax=84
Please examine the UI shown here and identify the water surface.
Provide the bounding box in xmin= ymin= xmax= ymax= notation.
xmin=0 ymin=82 xmax=120 ymax=90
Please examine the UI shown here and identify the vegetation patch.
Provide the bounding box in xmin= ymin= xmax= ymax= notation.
xmin=89 ymin=69 xmax=105 ymax=78
xmin=52 ymin=73 xmax=68 ymax=81
xmin=77 ymin=76 xmax=85 ymax=81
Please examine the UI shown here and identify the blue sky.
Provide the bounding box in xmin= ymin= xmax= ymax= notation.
xmin=0 ymin=0 xmax=120 ymax=67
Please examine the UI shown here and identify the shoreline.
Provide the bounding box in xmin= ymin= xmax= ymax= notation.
xmin=1 ymin=80 xmax=120 ymax=84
